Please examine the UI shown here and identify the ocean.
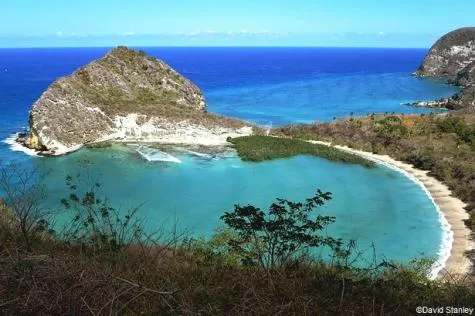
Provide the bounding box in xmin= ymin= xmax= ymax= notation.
xmin=0 ymin=47 xmax=459 ymax=270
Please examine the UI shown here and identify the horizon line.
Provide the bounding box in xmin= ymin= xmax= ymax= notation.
xmin=0 ymin=45 xmax=430 ymax=49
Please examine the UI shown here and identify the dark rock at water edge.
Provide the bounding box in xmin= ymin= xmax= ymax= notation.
xmin=412 ymin=27 xmax=475 ymax=111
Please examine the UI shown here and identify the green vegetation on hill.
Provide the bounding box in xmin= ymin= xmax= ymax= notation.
xmin=228 ymin=135 xmax=375 ymax=167
xmin=69 ymin=75 xmax=250 ymax=129
xmin=275 ymin=113 xmax=475 ymax=234
xmin=53 ymin=46 xmax=205 ymax=117
xmin=76 ymin=48 xmax=251 ymax=129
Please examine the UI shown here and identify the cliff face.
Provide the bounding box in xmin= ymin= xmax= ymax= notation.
xmin=26 ymin=47 xmax=252 ymax=154
xmin=414 ymin=27 xmax=475 ymax=80
xmin=411 ymin=28 xmax=475 ymax=111
xmin=452 ymin=61 xmax=475 ymax=87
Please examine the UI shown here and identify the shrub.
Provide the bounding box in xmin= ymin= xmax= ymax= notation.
xmin=60 ymin=174 xmax=143 ymax=252
xmin=221 ymin=189 xmax=341 ymax=271
xmin=0 ymin=164 xmax=52 ymax=250
xmin=229 ymin=135 xmax=375 ymax=167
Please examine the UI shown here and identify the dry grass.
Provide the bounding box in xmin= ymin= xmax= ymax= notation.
xmin=0 ymin=220 xmax=474 ymax=315
xmin=274 ymin=113 xmax=475 ymax=235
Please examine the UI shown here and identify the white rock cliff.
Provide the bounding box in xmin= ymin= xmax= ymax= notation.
xmin=24 ymin=46 xmax=253 ymax=154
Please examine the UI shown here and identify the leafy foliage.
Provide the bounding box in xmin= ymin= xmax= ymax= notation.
xmin=375 ymin=115 xmax=409 ymax=140
xmin=180 ymin=227 xmax=244 ymax=266
xmin=0 ymin=172 xmax=474 ymax=314
xmin=60 ymin=173 xmax=143 ymax=251
xmin=0 ymin=164 xmax=52 ymax=250
xmin=228 ymin=135 xmax=375 ymax=167
xmin=221 ymin=189 xmax=342 ymax=271
xmin=435 ymin=115 xmax=475 ymax=149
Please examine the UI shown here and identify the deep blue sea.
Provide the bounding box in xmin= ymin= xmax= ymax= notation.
xmin=0 ymin=47 xmax=458 ymax=270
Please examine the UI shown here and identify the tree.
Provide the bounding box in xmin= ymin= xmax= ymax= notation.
xmin=221 ymin=189 xmax=341 ymax=271
xmin=0 ymin=164 xmax=50 ymax=250
xmin=60 ymin=173 xmax=143 ymax=252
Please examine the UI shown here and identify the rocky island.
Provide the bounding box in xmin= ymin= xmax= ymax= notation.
xmin=408 ymin=27 xmax=475 ymax=111
xmin=21 ymin=46 xmax=253 ymax=155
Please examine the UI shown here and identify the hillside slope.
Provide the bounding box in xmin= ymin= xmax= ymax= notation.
xmin=24 ymin=46 xmax=252 ymax=154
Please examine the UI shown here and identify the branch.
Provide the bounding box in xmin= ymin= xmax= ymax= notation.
xmin=115 ymin=277 xmax=175 ymax=295
xmin=81 ymin=297 xmax=97 ymax=316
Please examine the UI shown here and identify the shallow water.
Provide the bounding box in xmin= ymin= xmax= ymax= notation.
xmin=0 ymin=47 xmax=456 ymax=267
xmin=33 ymin=145 xmax=443 ymax=265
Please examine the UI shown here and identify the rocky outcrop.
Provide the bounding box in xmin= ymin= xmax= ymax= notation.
xmin=405 ymin=86 xmax=475 ymax=111
xmin=24 ymin=46 xmax=252 ymax=154
xmin=412 ymin=27 xmax=475 ymax=111
xmin=451 ymin=61 xmax=475 ymax=87
xmin=403 ymin=98 xmax=450 ymax=109
xmin=414 ymin=27 xmax=475 ymax=80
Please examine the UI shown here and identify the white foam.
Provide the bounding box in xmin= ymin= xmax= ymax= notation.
xmin=136 ymin=146 xmax=182 ymax=163
xmin=2 ymin=133 xmax=40 ymax=157
xmin=363 ymin=156 xmax=452 ymax=280
xmin=217 ymin=154 xmax=237 ymax=159
xmin=175 ymin=148 xmax=215 ymax=160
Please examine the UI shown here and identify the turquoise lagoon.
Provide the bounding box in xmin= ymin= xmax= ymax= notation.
xmin=0 ymin=47 xmax=459 ymax=274
xmin=31 ymin=144 xmax=445 ymax=270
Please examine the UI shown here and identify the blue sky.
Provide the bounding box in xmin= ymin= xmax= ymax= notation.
xmin=1 ymin=0 xmax=474 ymax=48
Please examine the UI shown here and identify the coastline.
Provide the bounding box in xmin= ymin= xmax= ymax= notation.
xmin=4 ymin=130 xmax=473 ymax=278
xmin=13 ymin=122 xmax=254 ymax=156
xmin=309 ymin=140 xmax=473 ymax=279
xmin=2 ymin=133 xmax=41 ymax=157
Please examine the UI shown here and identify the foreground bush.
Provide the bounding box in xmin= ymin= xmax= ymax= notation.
xmin=1 ymin=163 xmax=473 ymax=315
xmin=1 ymin=185 xmax=474 ymax=315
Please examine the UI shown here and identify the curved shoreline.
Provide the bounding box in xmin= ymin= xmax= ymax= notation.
xmin=309 ymin=140 xmax=473 ymax=279
xmin=4 ymin=131 xmax=472 ymax=278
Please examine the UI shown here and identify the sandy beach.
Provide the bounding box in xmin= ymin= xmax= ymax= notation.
xmin=309 ymin=140 xmax=473 ymax=279
xmin=7 ymin=127 xmax=473 ymax=278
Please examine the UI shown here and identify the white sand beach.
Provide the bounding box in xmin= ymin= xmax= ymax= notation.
xmin=309 ymin=140 xmax=473 ymax=279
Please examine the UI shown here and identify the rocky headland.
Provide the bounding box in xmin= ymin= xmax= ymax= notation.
xmin=407 ymin=27 xmax=475 ymax=111
xmin=21 ymin=46 xmax=253 ymax=155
